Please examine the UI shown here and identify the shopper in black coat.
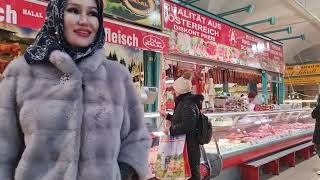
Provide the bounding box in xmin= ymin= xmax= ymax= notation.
xmin=160 ymin=72 xmax=201 ymax=180
xmin=312 ymin=96 xmax=320 ymax=156
xmin=312 ymin=96 xmax=320 ymax=175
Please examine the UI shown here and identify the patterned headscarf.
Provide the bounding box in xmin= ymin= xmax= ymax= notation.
xmin=24 ymin=0 xmax=105 ymax=64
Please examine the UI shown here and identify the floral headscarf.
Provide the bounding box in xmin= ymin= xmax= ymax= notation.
xmin=24 ymin=0 xmax=105 ymax=64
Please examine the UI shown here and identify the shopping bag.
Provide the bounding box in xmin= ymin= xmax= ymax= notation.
xmin=155 ymin=134 xmax=191 ymax=180
xmin=147 ymin=133 xmax=161 ymax=179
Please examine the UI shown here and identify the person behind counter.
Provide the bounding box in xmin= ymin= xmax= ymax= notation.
xmin=0 ymin=0 xmax=151 ymax=179
xmin=248 ymin=91 xmax=257 ymax=103
xmin=312 ymin=95 xmax=320 ymax=175
xmin=247 ymin=91 xmax=257 ymax=111
xmin=160 ymin=72 xmax=201 ymax=180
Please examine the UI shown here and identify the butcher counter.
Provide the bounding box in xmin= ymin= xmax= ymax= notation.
xmin=144 ymin=108 xmax=315 ymax=180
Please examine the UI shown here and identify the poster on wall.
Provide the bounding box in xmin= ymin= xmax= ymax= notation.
xmin=163 ymin=1 xmax=284 ymax=74
xmin=0 ymin=25 xmax=37 ymax=59
xmin=105 ymin=43 xmax=144 ymax=91
xmin=104 ymin=0 xmax=162 ymax=29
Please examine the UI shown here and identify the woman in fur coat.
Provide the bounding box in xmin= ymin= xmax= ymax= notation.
xmin=0 ymin=0 xmax=151 ymax=179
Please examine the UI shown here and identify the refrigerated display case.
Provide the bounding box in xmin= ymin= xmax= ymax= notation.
xmin=203 ymin=108 xmax=314 ymax=169
xmin=144 ymin=108 xmax=315 ymax=178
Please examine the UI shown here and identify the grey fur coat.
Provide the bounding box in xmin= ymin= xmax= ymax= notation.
xmin=0 ymin=49 xmax=151 ymax=180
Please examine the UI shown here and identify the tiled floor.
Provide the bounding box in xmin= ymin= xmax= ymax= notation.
xmin=262 ymin=155 xmax=320 ymax=180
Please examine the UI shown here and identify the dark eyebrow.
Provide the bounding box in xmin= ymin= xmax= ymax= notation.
xmin=65 ymin=3 xmax=97 ymax=10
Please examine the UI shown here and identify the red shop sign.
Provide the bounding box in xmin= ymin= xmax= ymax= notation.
xmin=104 ymin=20 xmax=169 ymax=53
xmin=163 ymin=0 xmax=284 ymax=73
xmin=0 ymin=0 xmax=46 ymax=29
xmin=0 ymin=1 xmax=169 ymax=53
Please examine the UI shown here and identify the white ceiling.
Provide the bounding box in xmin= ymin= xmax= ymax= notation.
xmin=191 ymin=0 xmax=320 ymax=64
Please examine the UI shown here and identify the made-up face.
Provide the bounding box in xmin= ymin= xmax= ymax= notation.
xmin=64 ymin=0 xmax=99 ymax=48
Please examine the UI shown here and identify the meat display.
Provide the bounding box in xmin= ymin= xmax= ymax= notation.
xmin=226 ymin=123 xmax=314 ymax=143
xmin=210 ymin=68 xmax=261 ymax=85
xmin=204 ymin=122 xmax=315 ymax=154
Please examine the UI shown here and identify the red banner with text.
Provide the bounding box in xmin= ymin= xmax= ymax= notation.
xmin=104 ymin=20 xmax=168 ymax=53
xmin=0 ymin=0 xmax=46 ymax=29
xmin=0 ymin=0 xmax=169 ymax=53
xmin=164 ymin=1 xmax=284 ymax=74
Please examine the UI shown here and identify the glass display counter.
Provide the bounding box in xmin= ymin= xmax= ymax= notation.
xmin=144 ymin=108 xmax=315 ymax=170
xmin=203 ymin=109 xmax=314 ymax=159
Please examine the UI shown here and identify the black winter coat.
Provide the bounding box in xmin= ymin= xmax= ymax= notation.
xmin=167 ymin=93 xmax=200 ymax=169
xmin=312 ymin=105 xmax=320 ymax=144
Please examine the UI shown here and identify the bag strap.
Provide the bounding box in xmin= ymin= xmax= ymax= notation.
xmin=213 ymin=138 xmax=221 ymax=155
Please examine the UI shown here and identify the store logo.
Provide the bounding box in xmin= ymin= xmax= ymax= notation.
xmin=228 ymin=29 xmax=238 ymax=46
xmin=0 ymin=5 xmax=17 ymax=25
xmin=143 ymin=35 xmax=164 ymax=50
xmin=121 ymin=0 xmax=156 ymax=16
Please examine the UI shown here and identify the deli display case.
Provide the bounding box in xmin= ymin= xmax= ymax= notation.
xmin=203 ymin=108 xmax=314 ymax=169
xmin=144 ymin=108 xmax=315 ymax=179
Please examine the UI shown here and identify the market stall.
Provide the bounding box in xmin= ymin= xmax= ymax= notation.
xmin=0 ymin=1 xmax=315 ymax=180
xmin=147 ymin=1 xmax=314 ymax=180
xmin=159 ymin=0 xmax=285 ymax=114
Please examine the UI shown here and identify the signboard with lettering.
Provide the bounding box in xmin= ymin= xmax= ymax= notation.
xmin=284 ymin=63 xmax=320 ymax=85
xmin=285 ymin=63 xmax=320 ymax=77
xmin=284 ymin=76 xmax=320 ymax=85
xmin=0 ymin=0 xmax=46 ymax=29
xmin=104 ymin=0 xmax=162 ymax=29
xmin=0 ymin=0 xmax=169 ymax=53
xmin=163 ymin=1 xmax=284 ymax=74
xmin=104 ymin=19 xmax=168 ymax=52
